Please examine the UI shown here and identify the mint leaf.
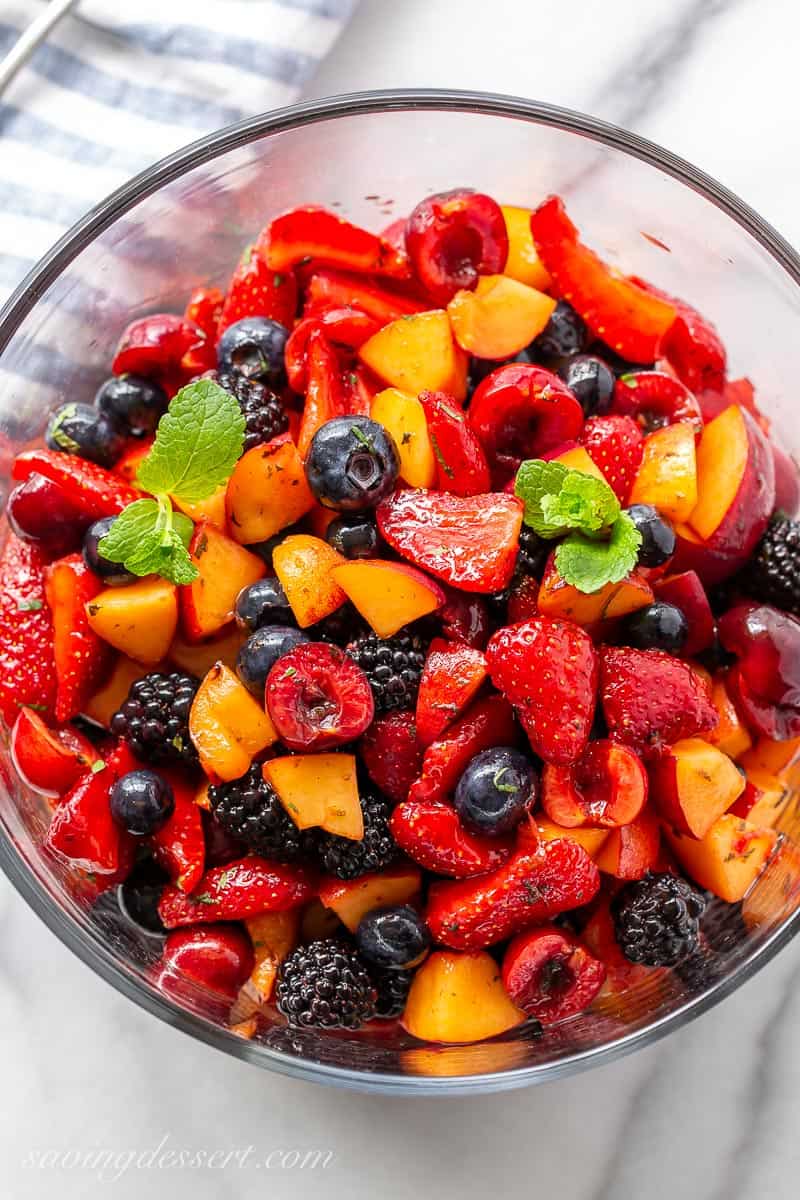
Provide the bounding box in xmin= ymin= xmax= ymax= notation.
xmin=514 ymin=459 xmax=570 ymax=536
xmin=555 ymin=513 xmax=642 ymax=593
xmin=98 ymin=497 xmax=198 ymax=586
xmin=539 ymin=473 xmax=619 ymax=536
xmin=136 ymin=380 xmax=245 ymax=503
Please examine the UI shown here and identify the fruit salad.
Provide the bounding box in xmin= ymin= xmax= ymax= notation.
xmin=4 ymin=189 xmax=800 ymax=1051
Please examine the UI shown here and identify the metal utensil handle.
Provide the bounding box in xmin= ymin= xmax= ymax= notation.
xmin=0 ymin=0 xmax=80 ymax=97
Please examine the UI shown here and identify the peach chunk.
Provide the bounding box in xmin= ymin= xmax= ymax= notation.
xmin=537 ymin=553 xmax=653 ymax=624
xmin=319 ymin=863 xmax=423 ymax=932
xmin=401 ymin=950 xmax=525 ymax=1043
xmin=230 ymin=911 xmax=300 ymax=1022
xmin=188 ymin=663 xmax=278 ymax=783
xmin=371 ymin=388 xmax=436 ymax=488
xmin=665 ymin=813 xmax=778 ymax=903
xmin=85 ymin=578 xmax=178 ymax=665
xmin=705 ymin=675 xmax=752 ymax=760
xmin=264 ymin=753 xmax=363 ymax=837
xmin=447 ymin=275 xmax=556 ymax=359
xmin=172 ymin=485 xmax=227 ymax=532
xmin=272 ymin=534 xmax=347 ymax=628
xmin=501 ymin=205 xmax=552 ymax=290
xmin=730 ymin=766 xmax=792 ymax=829
xmin=594 ymin=807 xmax=660 ymax=880
xmin=226 ymin=435 xmax=315 ymax=545
xmin=535 ymin=817 xmax=609 ymax=859
xmin=332 ymin=559 xmax=445 ymax=638
xmin=628 ymin=421 xmax=697 ymax=522
xmin=168 ymin=626 xmax=247 ymax=677
xmin=83 ymin=655 xmax=158 ymax=727
xmin=358 ymin=310 xmax=468 ymax=402
xmin=547 ymin=443 xmax=607 ymax=482
xmin=180 ymin=523 xmax=264 ymax=642
xmin=650 ymin=737 xmax=745 ymax=838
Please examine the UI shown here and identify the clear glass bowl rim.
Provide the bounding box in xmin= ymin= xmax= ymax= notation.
xmin=1 ymin=88 xmax=799 ymax=1095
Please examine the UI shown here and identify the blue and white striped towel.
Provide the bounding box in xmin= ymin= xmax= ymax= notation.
xmin=0 ymin=0 xmax=357 ymax=307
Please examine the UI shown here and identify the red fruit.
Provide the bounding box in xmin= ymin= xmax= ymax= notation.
xmin=541 ymin=739 xmax=647 ymax=828
xmin=44 ymin=553 xmax=113 ymax=722
xmin=296 ymin=329 xmax=347 ymax=459
xmin=408 ymin=694 xmax=518 ymax=805
xmin=217 ymin=245 xmax=298 ymax=335
xmin=426 ymin=838 xmax=601 ymax=950
xmin=342 ymin=362 xmax=381 ymax=417
xmin=529 ymin=197 xmax=677 ymax=362
xmin=7 ymin=473 xmax=87 ymax=557
xmin=12 ymin=449 xmax=141 ymax=522
xmin=304 ymin=268 xmax=425 ymax=324
xmin=610 ymin=371 xmax=703 ymax=436
xmin=772 ymin=445 xmax=800 ymax=518
xmin=158 ymin=856 xmax=316 ymax=927
xmin=148 ymin=770 xmax=205 ymax=893
xmin=258 ymin=206 xmax=410 ymax=279
xmin=377 ymin=488 xmax=523 ymax=594
xmin=0 ymin=535 xmax=56 ymax=725
xmin=468 ymin=363 xmax=584 ymax=486
xmin=155 ymin=924 xmax=254 ymax=1003
xmin=599 ymin=646 xmax=718 ymax=758
xmin=45 ymin=743 xmax=139 ymax=874
xmin=390 ymin=799 xmax=513 ymax=879
xmin=486 ymin=618 xmax=598 ymax=766
xmin=438 ymin=589 xmax=490 ymax=650
xmin=652 ymin=570 xmax=715 ymax=657
xmin=112 ymin=313 xmax=204 ymax=379
xmin=201 ymin=809 xmax=247 ymax=867
xmin=506 ymin=575 xmax=540 ymax=624
xmin=359 ymin=710 xmax=424 ymax=804
xmin=415 ymin=637 xmax=488 ymax=746
xmin=632 ymin=276 xmax=727 ymax=393
xmin=185 ymin=285 xmax=223 ymax=339
xmin=580 ymin=415 xmax=643 ymax=503
xmin=419 ymin=390 xmax=491 ymax=496
xmin=11 ymin=707 xmax=97 ymax=796
xmin=595 ymin=807 xmax=661 ymax=879
xmin=266 ymin=642 xmax=374 ymax=751
xmin=502 ymin=925 xmax=606 ymax=1022
xmin=285 ymin=307 xmax=380 ymax=392
xmin=404 ymin=189 xmax=508 ymax=306
xmin=718 ymin=603 xmax=800 ymax=740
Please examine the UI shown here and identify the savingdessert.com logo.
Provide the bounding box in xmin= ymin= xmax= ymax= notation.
xmin=22 ymin=1135 xmax=335 ymax=1184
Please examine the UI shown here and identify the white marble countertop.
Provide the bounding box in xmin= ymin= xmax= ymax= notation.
xmin=4 ymin=1 xmax=800 ymax=1197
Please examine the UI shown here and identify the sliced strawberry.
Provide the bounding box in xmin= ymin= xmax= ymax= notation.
xmin=408 ymin=693 xmax=518 ymax=805
xmin=343 ymin=362 xmax=380 ymax=417
xmin=45 ymin=743 xmax=139 ymax=875
xmin=13 ymin=449 xmax=141 ymax=521
xmin=502 ymin=925 xmax=606 ymax=1022
xmin=258 ymin=206 xmax=410 ymax=280
xmin=359 ymin=710 xmax=424 ymax=804
xmin=44 ymin=553 xmax=113 ymax=722
xmin=296 ymin=329 xmax=347 ymax=459
xmin=377 ymin=489 xmax=523 ymax=594
xmin=438 ymin=589 xmax=490 ymax=649
xmin=404 ymin=189 xmax=508 ymax=306
xmin=158 ymin=856 xmax=316 ymax=927
xmin=426 ymin=838 xmax=601 ymax=950
xmin=390 ymin=799 xmax=513 ymax=878
xmin=507 ymin=575 xmax=540 ymax=623
xmin=266 ymin=642 xmax=374 ymax=751
xmin=285 ymin=308 xmax=380 ymax=393
xmin=419 ymin=390 xmax=491 ymax=496
xmin=182 ymin=286 xmax=223 ymax=374
xmin=529 ymin=197 xmax=677 ymax=362
xmin=112 ymin=314 xmax=205 ymax=379
xmin=217 ymin=245 xmax=297 ymax=335
xmin=610 ymin=371 xmax=703 ymax=436
xmin=304 ymin=268 xmax=426 ymax=324
xmin=148 ymin=769 xmax=205 ymax=893
xmin=11 ymin=707 xmax=97 ymax=796
xmin=415 ymin=637 xmax=488 ymax=746
xmin=0 ymin=535 xmax=56 ymax=725
xmin=580 ymin=414 xmax=643 ymax=503
xmin=486 ymin=618 xmax=597 ymax=767
xmin=599 ymin=646 xmax=718 ymax=758
xmin=631 ymin=276 xmax=727 ymax=393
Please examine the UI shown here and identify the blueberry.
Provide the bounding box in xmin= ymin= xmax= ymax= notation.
xmin=236 ymin=625 xmax=309 ymax=695
xmin=626 ymin=504 xmax=676 ymax=567
xmin=529 ymin=301 xmax=588 ymax=362
xmin=95 ymin=374 xmax=166 ymax=437
xmin=326 ymin=513 xmax=382 ymax=559
xmin=82 ymin=517 xmax=136 ymax=585
xmin=234 ymin=577 xmax=293 ymax=632
xmin=305 ymin=416 xmax=400 ymax=511
xmin=217 ymin=317 xmax=288 ymax=386
xmin=622 ymin=601 xmax=688 ymax=654
xmin=110 ymin=770 xmax=174 ymax=836
xmin=46 ymin=402 xmax=126 ymax=468
xmin=356 ymin=904 xmax=431 ymax=970
xmin=117 ymin=857 xmax=168 ymax=936
xmin=558 ymin=354 xmax=615 ymax=417
xmin=454 ymin=746 xmax=538 ymax=836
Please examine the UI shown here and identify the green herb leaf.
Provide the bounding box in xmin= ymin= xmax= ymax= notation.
xmin=46 ymin=404 xmax=80 ymax=454
xmin=555 ymin=513 xmax=642 ymax=593
xmin=98 ymin=497 xmax=198 ymax=586
xmin=514 ymin=459 xmax=569 ymax=534
xmin=90 ymin=761 xmax=106 ymax=774
xmin=17 ymin=598 xmax=43 ymax=612
xmin=515 ymin=458 xmax=620 ymax=539
xmin=493 ymin=768 xmax=518 ymax=794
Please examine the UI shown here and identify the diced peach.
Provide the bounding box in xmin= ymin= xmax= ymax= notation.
xmin=272 ymin=534 xmax=347 ymax=628
xmin=194 ymin=780 xmax=211 ymax=811
xmin=535 ymin=817 xmax=609 ymax=859
xmin=401 ymin=950 xmax=525 ymax=1043
xmin=189 ymin=663 xmax=278 ymax=783
xmin=319 ymin=863 xmax=423 ymax=932
xmin=168 ymin=626 xmax=247 ymax=677
xmin=83 ymin=655 xmax=157 ymax=727
xmin=332 ymin=559 xmax=445 ymax=638
xmin=264 ymin=753 xmax=363 ymax=838
xmin=85 ymin=578 xmax=178 ymax=665
xmin=371 ymin=388 xmax=436 ymax=488
xmin=705 ymin=676 xmax=753 ymax=759
xmin=665 ymin=813 xmax=777 ymax=903
xmin=358 ymin=310 xmax=468 ymax=403
xmin=731 ymin=766 xmax=791 ymax=828
xmin=230 ymin=911 xmax=300 ymax=1023
xmin=180 ymin=523 xmax=264 ymax=643
xmin=447 ymin=275 xmax=556 ymax=359
xmin=402 ymin=1041 xmax=529 ymax=1078
xmin=226 ymin=435 xmax=315 ymax=545
xmin=306 ymin=503 xmax=336 ymax=540
xmin=537 ymin=554 xmax=653 ymax=624
xmin=742 ymin=841 xmax=800 ymax=930
xmin=114 ymin=438 xmax=152 ymax=483
xmin=173 ymin=485 xmax=227 ymax=532
xmin=501 ymin=205 xmax=552 ymax=291
xmin=650 ymin=737 xmax=745 ymax=838
xmin=548 ymin=443 xmax=607 ymax=482
xmin=628 ymin=422 xmax=697 ymax=522
xmin=739 ymin=735 xmax=800 ymax=781
xmin=594 ymin=807 xmax=660 ymax=879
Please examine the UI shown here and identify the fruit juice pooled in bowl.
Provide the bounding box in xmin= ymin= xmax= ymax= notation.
xmin=5 ymin=188 xmax=800 ymax=1045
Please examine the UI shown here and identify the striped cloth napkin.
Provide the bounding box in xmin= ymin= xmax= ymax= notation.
xmin=0 ymin=0 xmax=357 ymax=307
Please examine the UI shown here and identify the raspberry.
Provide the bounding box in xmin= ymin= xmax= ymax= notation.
xmin=276 ymin=939 xmax=377 ymax=1029
xmin=208 ymin=764 xmax=308 ymax=861
xmin=217 ymin=370 xmax=288 ymax=452
xmin=346 ymin=631 xmax=427 ymax=713
xmin=314 ymin=790 xmax=398 ymax=880
xmin=111 ymin=671 xmax=199 ymax=766
xmin=739 ymin=514 xmax=800 ymax=618
xmin=612 ymin=872 xmax=706 ymax=967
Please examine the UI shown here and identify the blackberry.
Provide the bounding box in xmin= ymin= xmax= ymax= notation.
xmin=346 ymin=630 xmax=426 ymax=713
xmin=110 ymin=671 xmax=199 ymax=767
xmin=739 ymin=514 xmax=800 ymax=617
xmin=309 ymin=603 xmax=368 ymax=648
xmin=276 ymin=938 xmax=377 ymax=1029
xmin=208 ymin=764 xmax=306 ymax=861
xmin=314 ymin=790 xmax=398 ymax=880
xmin=516 ymin=526 xmax=549 ymax=578
xmin=217 ymin=370 xmax=288 ymax=452
xmin=612 ymin=872 xmax=706 ymax=967
xmin=372 ymin=967 xmax=412 ymax=1019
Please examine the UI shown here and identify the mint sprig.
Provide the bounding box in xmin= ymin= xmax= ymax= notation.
xmin=555 ymin=513 xmax=642 ymax=593
xmin=98 ymin=380 xmax=244 ymax=585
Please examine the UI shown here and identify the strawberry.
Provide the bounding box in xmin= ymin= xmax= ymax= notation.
xmin=580 ymin=414 xmax=643 ymax=503
xmin=148 ymin=769 xmax=205 ymax=893
xmin=182 ymin=286 xmax=223 ymax=374
xmin=13 ymin=449 xmax=141 ymax=521
xmin=285 ymin=308 xmax=380 ymax=392
xmin=359 ymin=711 xmax=424 ymax=804
xmin=342 ymin=362 xmax=380 ymax=417
xmin=486 ymin=618 xmax=597 ymax=767
xmin=438 ymin=589 xmax=490 ymax=649
xmin=0 ymin=535 xmax=56 ymax=725
xmin=217 ymin=246 xmax=297 ymax=335
xmin=610 ymin=370 xmax=703 ymax=436
xmin=599 ymin=646 xmax=718 ymax=758
xmin=415 ymin=637 xmax=488 ymax=746
xmin=426 ymin=838 xmax=601 ymax=950
xmin=258 ymin=206 xmax=411 ymax=280
xmin=529 ymin=197 xmax=677 ymax=363
xmin=304 ymin=268 xmax=426 ymax=324
xmin=11 ymin=707 xmax=97 ymax=796
xmin=390 ymin=799 xmax=513 ymax=878
xmin=377 ymin=489 xmax=524 ymax=594
xmin=44 ymin=553 xmax=113 ymax=722
xmin=419 ymin=391 xmax=491 ymax=496
xmin=154 ymin=925 xmax=254 ymax=1004
xmin=158 ymin=857 xmax=316 ymax=928
xmin=408 ymin=694 xmax=518 ymax=805
xmin=631 ymin=276 xmax=727 ymax=393
xmin=506 ymin=575 xmax=540 ymax=623
xmin=46 ymin=743 xmax=139 ymax=875
xmin=296 ymin=329 xmax=347 ymax=459
xmin=112 ymin=313 xmax=205 ymax=379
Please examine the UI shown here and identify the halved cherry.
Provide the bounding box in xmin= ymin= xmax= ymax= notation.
xmin=502 ymin=925 xmax=606 ymax=1022
xmin=266 ymin=642 xmax=374 ymax=751
xmin=285 ymin=307 xmax=381 ymax=392
xmin=112 ymin=314 xmax=205 ymax=378
xmin=11 ymin=707 xmax=98 ymax=797
xmin=541 ymin=739 xmax=647 ymax=828
xmin=154 ymin=924 xmax=255 ymax=1004
xmin=404 ymin=189 xmax=508 ymax=306
xmin=468 ymin=363 xmax=584 ymax=486
xmin=611 ymin=370 xmax=703 ymax=436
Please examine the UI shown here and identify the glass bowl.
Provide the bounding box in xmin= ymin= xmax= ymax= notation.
xmin=1 ymin=90 xmax=799 ymax=1095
